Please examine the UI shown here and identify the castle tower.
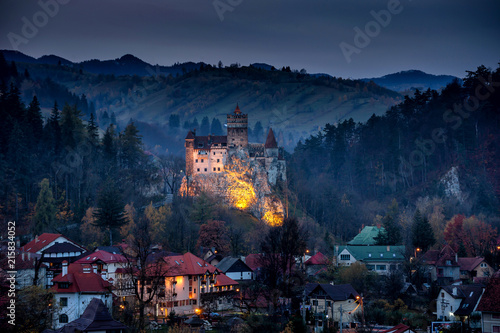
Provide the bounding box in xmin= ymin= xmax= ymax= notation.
xmin=185 ymin=130 xmax=195 ymax=176
xmin=227 ymin=104 xmax=248 ymax=148
xmin=264 ymin=128 xmax=278 ymax=157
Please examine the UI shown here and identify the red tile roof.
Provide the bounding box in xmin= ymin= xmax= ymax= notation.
xmin=74 ymin=250 xmax=128 ymax=265
xmin=379 ymin=324 xmax=410 ymax=333
xmin=244 ymin=254 xmax=263 ymax=271
xmin=20 ymin=233 xmax=62 ymax=253
xmin=159 ymin=252 xmax=220 ymax=277
xmin=305 ymin=252 xmax=329 ymax=266
xmin=457 ymin=257 xmax=485 ymax=272
xmin=476 ymin=275 xmax=500 ymax=312
xmin=234 ymin=104 xmax=241 ymax=114
xmin=51 ymin=270 xmax=112 ymax=293
xmin=265 ymin=128 xmax=278 ymax=148
xmin=214 ymin=273 xmax=238 ymax=287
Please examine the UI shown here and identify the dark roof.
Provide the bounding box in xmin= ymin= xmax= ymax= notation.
xmin=265 ymin=128 xmax=278 ymax=148
xmin=477 ymin=275 xmax=500 ymax=312
xmin=53 ymin=298 xmax=128 ymax=332
xmin=186 ymin=130 xmax=195 ymax=140
xmin=421 ymin=245 xmax=458 ymax=266
xmin=185 ymin=315 xmax=205 ymax=326
xmin=305 ymin=252 xmax=329 ymax=266
xmin=95 ymin=246 xmax=123 ymax=254
xmin=306 ymin=283 xmax=360 ymax=301
xmin=217 ymin=257 xmax=253 ymax=273
xmin=74 ymin=250 xmax=128 ymax=264
xmin=457 ymin=257 xmax=485 ymax=272
xmin=441 ymin=284 xmax=484 ymax=316
xmin=43 ymin=242 xmax=86 ymax=254
xmin=244 ymin=254 xmax=263 ymax=271
xmin=194 ymin=135 xmax=227 ymax=150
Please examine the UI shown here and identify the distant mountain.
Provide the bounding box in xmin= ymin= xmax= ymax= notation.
xmin=2 ymin=50 xmax=403 ymax=152
xmin=362 ymin=69 xmax=459 ymax=92
xmin=1 ymin=49 xmax=205 ymax=77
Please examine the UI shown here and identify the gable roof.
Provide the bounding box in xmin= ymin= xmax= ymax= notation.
xmin=458 ymin=257 xmax=486 ymax=272
xmin=43 ymin=242 xmax=86 ymax=254
xmin=265 ymin=128 xmax=278 ymax=148
xmin=51 ymin=269 xmax=113 ymax=293
xmin=244 ymin=254 xmax=263 ymax=271
xmin=74 ymin=250 xmax=128 ymax=265
xmin=214 ymin=273 xmax=239 ymax=287
xmin=217 ymin=257 xmax=253 ymax=273
xmin=305 ymin=252 xmax=329 ymax=265
xmin=160 ymin=252 xmax=220 ymax=277
xmin=339 ymin=245 xmax=405 ymax=262
xmin=441 ymin=284 xmax=485 ymax=316
xmin=477 ymin=275 xmax=500 ymax=312
xmin=194 ymin=135 xmax=227 ymax=150
xmin=306 ymin=283 xmax=360 ymax=301
xmin=53 ymin=298 xmax=128 ymax=332
xmin=21 ymin=233 xmax=62 ymax=253
xmin=348 ymin=226 xmax=385 ymax=245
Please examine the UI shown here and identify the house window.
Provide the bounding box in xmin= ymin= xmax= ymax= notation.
xmin=312 ymin=300 xmax=318 ymax=306
xmin=59 ymin=282 xmax=69 ymax=289
xmin=493 ymin=326 xmax=500 ymax=333
xmin=326 ymin=301 xmax=332 ymax=307
xmin=366 ymin=265 xmax=375 ymax=271
xmin=446 ymin=260 xmax=451 ymax=265
xmin=480 ymin=263 xmax=487 ymax=268
xmin=59 ymin=314 xmax=69 ymax=323
xmin=340 ymin=254 xmax=350 ymax=261
xmin=492 ymin=314 xmax=500 ymax=319
xmin=60 ymin=297 xmax=68 ymax=307
xmin=376 ymin=265 xmax=386 ymax=271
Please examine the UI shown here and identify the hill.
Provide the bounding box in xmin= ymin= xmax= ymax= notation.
xmin=2 ymin=50 xmax=401 ymax=153
xmin=362 ymin=69 xmax=458 ymax=92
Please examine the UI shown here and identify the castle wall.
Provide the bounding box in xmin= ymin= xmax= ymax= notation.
xmin=192 ymin=147 xmax=226 ymax=175
xmin=227 ymin=113 xmax=248 ymax=148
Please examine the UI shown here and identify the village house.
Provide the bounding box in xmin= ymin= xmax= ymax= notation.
xmin=141 ymin=252 xmax=238 ymax=318
xmin=420 ymin=245 xmax=460 ymax=285
xmin=44 ymin=298 xmax=128 ymax=333
xmin=10 ymin=252 xmax=47 ymax=289
xmin=436 ymin=284 xmax=484 ymax=322
xmin=304 ymin=252 xmax=329 ymax=277
xmin=476 ymin=274 xmax=500 ymax=333
xmin=347 ymin=225 xmax=386 ymax=245
xmin=20 ymin=233 xmax=87 ymax=288
xmin=216 ymin=257 xmax=254 ymax=281
xmin=457 ymin=257 xmax=495 ymax=282
xmin=304 ymin=283 xmax=362 ymax=329
xmin=336 ymin=245 xmax=405 ymax=275
xmin=50 ymin=261 xmax=114 ymax=330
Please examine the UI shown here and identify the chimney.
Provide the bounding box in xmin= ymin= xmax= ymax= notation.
xmin=62 ymin=260 xmax=68 ymax=277
xmin=455 ymin=253 xmax=458 ymax=262
xmin=35 ymin=235 xmax=39 ymax=243
xmin=452 ymin=287 xmax=457 ymax=296
xmin=92 ymin=264 xmax=98 ymax=274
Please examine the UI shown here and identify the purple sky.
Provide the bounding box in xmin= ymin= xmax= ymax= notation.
xmin=1 ymin=0 xmax=499 ymax=79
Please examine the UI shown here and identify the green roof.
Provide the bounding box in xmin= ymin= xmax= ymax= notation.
xmin=339 ymin=245 xmax=406 ymax=262
xmin=348 ymin=226 xmax=385 ymax=245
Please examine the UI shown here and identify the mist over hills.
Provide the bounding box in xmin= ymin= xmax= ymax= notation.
xmin=2 ymin=50 xmax=456 ymax=154
xmin=361 ymin=69 xmax=459 ymax=92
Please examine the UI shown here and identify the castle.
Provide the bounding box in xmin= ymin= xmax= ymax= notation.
xmin=184 ymin=105 xmax=286 ymax=185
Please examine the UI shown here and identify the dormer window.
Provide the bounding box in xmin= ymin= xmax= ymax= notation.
xmin=446 ymin=260 xmax=451 ymax=265
xmin=59 ymin=282 xmax=70 ymax=289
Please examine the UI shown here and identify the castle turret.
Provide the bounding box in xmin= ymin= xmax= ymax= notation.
xmin=185 ymin=130 xmax=195 ymax=176
xmin=264 ymin=128 xmax=278 ymax=158
xmin=227 ymin=104 xmax=248 ymax=148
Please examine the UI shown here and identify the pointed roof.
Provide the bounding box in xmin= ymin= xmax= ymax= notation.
xmin=348 ymin=226 xmax=385 ymax=245
xmin=305 ymin=252 xmax=329 ymax=265
xmin=52 ymin=298 xmax=128 ymax=332
xmin=74 ymin=250 xmax=128 ymax=265
xmin=234 ymin=104 xmax=241 ymax=114
xmin=51 ymin=267 xmax=113 ymax=293
xmin=185 ymin=130 xmax=195 ymax=140
xmin=265 ymin=128 xmax=278 ymax=148
xmin=21 ymin=233 xmax=62 ymax=253
xmin=305 ymin=283 xmax=360 ymax=301
xmin=457 ymin=257 xmax=486 ymax=272
xmin=477 ymin=274 xmax=500 ymax=312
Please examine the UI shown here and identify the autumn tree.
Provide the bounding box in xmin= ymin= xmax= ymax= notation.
xmin=412 ymin=209 xmax=435 ymax=252
xmin=144 ymin=202 xmax=171 ymax=246
xmin=80 ymin=207 xmax=106 ymax=248
xmin=196 ymin=220 xmax=230 ymax=255
xmin=444 ymin=215 xmax=498 ymax=257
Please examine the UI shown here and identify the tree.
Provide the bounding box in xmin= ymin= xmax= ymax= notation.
xmin=411 ymin=209 xmax=435 ymax=252
xmin=32 ymin=178 xmax=57 ymax=235
xmin=444 ymin=215 xmax=498 ymax=257
xmin=375 ymin=199 xmax=401 ymax=245
xmin=200 ymin=116 xmax=210 ymax=135
xmin=80 ymin=207 xmax=106 ymax=248
xmin=210 ymin=118 xmax=223 ymax=135
xmin=26 ymin=96 xmax=43 ymax=141
xmin=196 ymin=220 xmax=230 ymax=254
xmin=87 ymin=112 xmax=99 ymax=145
xmin=144 ymin=202 xmax=171 ymax=246
xmin=10 ymin=286 xmax=53 ymax=333
xmin=120 ymin=122 xmax=144 ymax=170
xmin=93 ymin=181 xmax=128 ymax=245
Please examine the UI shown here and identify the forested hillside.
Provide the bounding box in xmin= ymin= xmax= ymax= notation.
xmin=288 ymin=64 xmax=500 ymax=245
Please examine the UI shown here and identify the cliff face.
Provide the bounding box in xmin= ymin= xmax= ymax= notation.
xmin=180 ymin=148 xmax=285 ymax=226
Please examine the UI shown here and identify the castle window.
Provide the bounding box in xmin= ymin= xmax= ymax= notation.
xmin=218 ymin=168 xmax=220 ymax=171
xmin=213 ymin=168 xmax=216 ymax=171
xmin=204 ymin=168 xmax=207 ymax=172
xmin=197 ymin=168 xmax=200 ymax=172
xmin=217 ymin=159 xmax=220 ymax=163
xmin=201 ymin=159 xmax=204 ymax=163
xmin=195 ymin=159 xmax=198 ymax=163
xmin=213 ymin=152 xmax=216 ymax=155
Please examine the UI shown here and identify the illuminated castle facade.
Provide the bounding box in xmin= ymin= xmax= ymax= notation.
xmin=184 ymin=105 xmax=286 ymax=184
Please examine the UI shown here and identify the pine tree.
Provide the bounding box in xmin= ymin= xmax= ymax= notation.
xmin=120 ymin=122 xmax=144 ymax=169
xmin=87 ymin=112 xmax=99 ymax=144
xmin=33 ymin=179 xmax=57 ymax=235
xmin=412 ymin=209 xmax=435 ymax=252
xmin=26 ymin=96 xmax=43 ymax=141
xmin=200 ymin=116 xmax=210 ymax=135
xmin=93 ymin=181 xmax=128 ymax=245
xmin=375 ymin=199 xmax=401 ymax=245
xmin=210 ymin=118 xmax=223 ymax=135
